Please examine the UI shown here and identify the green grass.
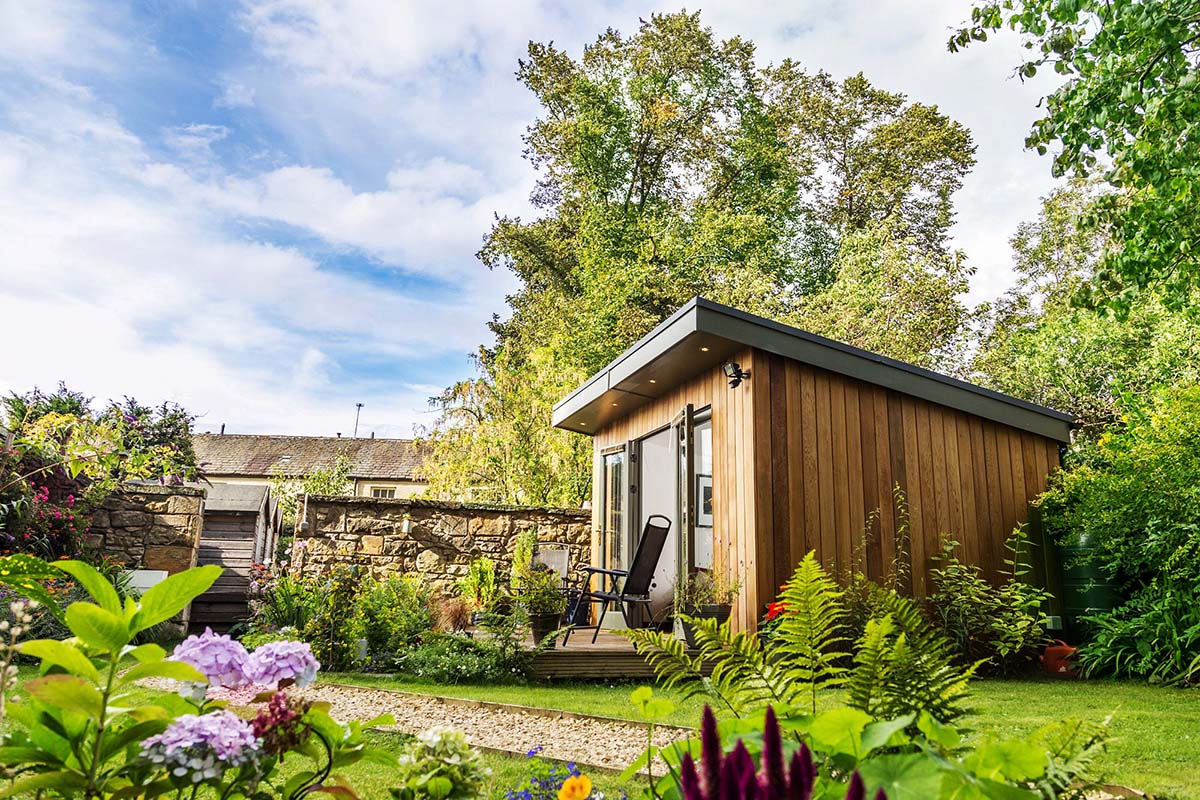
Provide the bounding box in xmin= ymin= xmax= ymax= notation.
xmin=326 ymin=673 xmax=1200 ymax=798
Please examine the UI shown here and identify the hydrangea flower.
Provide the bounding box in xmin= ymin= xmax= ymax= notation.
xmin=139 ymin=711 xmax=260 ymax=784
xmin=245 ymin=640 xmax=320 ymax=688
xmin=171 ymin=628 xmax=250 ymax=691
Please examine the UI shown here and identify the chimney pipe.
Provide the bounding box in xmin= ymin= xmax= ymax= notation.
xmin=336 ymin=432 xmax=342 ymax=438
xmin=219 ymin=423 xmax=225 ymax=435
xmin=371 ymin=431 xmax=375 ymax=439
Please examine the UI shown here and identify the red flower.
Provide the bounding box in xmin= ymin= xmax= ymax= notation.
xmin=766 ymin=601 xmax=788 ymax=621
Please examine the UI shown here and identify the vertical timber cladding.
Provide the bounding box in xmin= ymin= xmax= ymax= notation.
xmin=590 ymin=348 xmax=764 ymax=630
xmin=755 ymin=349 xmax=1062 ymax=607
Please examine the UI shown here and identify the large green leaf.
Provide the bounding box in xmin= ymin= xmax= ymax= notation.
xmin=53 ymin=560 xmax=121 ymax=614
xmin=65 ymin=603 xmax=130 ymax=651
xmin=24 ymin=675 xmax=104 ymax=718
xmin=19 ymin=639 xmax=101 ymax=682
xmin=964 ymin=739 xmax=1048 ymax=782
xmin=134 ymin=565 xmax=221 ymax=632
xmin=855 ymin=753 xmax=945 ymax=800
xmin=859 ymin=714 xmax=914 ymax=755
xmin=0 ymin=770 xmax=88 ymax=798
xmin=808 ymin=706 xmax=873 ymax=759
xmin=125 ymin=642 xmax=166 ymax=663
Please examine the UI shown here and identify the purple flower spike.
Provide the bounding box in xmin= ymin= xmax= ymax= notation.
xmin=171 ymin=628 xmax=249 ymax=689
xmin=701 ymin=706 xmax=722 ymax=798
xmin=845 ymin=772 xmax=866 ymax=800
xmin=680 ymin=753 xmax=703 ymax=800
xmin=245 ymin=640 xmax=320 ymax=688
xmin=760 ymin=706 xmax=785 ymax=792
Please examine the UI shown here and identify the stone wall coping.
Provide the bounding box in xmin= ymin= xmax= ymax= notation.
xmin=306 ymin=495 xmax=588 ymax=519
xmin=118 ymin=484 xmax=207 ymax=498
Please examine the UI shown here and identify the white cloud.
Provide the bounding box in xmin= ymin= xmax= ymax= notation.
xmin=0 ymin=0 xmax=1073 ymax=436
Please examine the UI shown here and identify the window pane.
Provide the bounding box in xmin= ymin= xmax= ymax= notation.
xmin=603 ymin=451 xmax=625 ymax=570
xmin=693 ymin=418 xmax=713 ymax=569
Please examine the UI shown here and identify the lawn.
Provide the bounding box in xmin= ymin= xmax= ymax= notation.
xmin=326 ymin=673 xmax=1200 ymax=799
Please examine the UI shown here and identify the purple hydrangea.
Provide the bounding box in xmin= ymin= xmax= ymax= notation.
xmin=245 ymin=640 xmax=320 ymax=689
xmin=140 ymin=711 xmax=260 ymax=784
xmin=171 ymin=628 xmax=250 ymax=690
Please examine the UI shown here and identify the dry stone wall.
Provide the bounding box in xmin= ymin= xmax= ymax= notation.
xmin=85 ymin=485 xmax=205 ymax=574
xmin=294 ymin=496 xmax=590 ymax=588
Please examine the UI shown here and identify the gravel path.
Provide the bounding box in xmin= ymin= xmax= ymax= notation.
xmin=151 ymin=680 xmax=689 ymax=772
xmin=291 ymin=683 xmax=689 ymax=771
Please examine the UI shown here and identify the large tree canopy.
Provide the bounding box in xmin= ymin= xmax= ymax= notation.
xmin=951 ymin=0 xmax=1200 ymax=314
xmin=972 ymin=182 xmax=1200 ymax=436
xmin=422 ymin=12 xmax=977 ymax=505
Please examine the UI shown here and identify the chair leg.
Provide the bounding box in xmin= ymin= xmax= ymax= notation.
xmin=591 ymin=598 xmax=610 ymax=644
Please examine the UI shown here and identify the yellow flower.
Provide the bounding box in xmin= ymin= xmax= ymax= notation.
xmin=559 ymin=775 xmax=592 ymax=800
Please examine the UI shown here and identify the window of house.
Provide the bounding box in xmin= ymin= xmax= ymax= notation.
xmin=371 ymin=486 xmax=396 ymax=499
xmin=601 ymin=448 xmax=626 ymax=570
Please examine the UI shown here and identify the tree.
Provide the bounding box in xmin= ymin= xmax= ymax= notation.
xmin=424 ymin=12 xmax=977 ymax=503
xmin=972 ymin=182 xmax=1200 ymax=435
xmin=951 ymin=0 xmax=1200 ymax=314
xmin=795 ymin=222 xmax=977 ymax=373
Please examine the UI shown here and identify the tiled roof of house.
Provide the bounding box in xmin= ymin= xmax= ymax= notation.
xmin=193 ymin=433 xmax=426 ymax=481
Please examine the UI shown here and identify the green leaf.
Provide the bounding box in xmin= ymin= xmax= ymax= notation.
xmin=120 ymin=660 xmax=207 ymax=685
xmin=24 ymin=675 xmax=104 ymax=718
xmin=126 ymin=642 xmax=166 ymax=663
xmin=618 ymin=747 xmax=654 ymax=783
xmin=0 ymin=746 xmax=61 ymax=768
xmin=965 ymin=739 xmax=1048 ymax=781
xmin=0 ymin=554 xmax=62 ymax=617
xmin=0 ymin=769 xmax=88 ymax=798
xmin=18 ymin=638 xmax=101 ymax=682
xmin=855 ymin=753 xmax=945 ymax=800
xmin=860 ymin=714 xmax=914 ymax=754
xmin=134 ymin=565 xmax=221 ymax=632
xmin=53 ymin=560 xmax=120 ymax=614
xmin=99 ymin=719 xmax=170 ymax=761
xmin=808 ymin=706 xmax=873 ymax=759
xmin=65 ymin=602 xmax=130 ymax=651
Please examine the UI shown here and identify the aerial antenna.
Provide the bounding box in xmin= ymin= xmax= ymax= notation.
xmin=353 ymin=403 xmax=364 ymax=438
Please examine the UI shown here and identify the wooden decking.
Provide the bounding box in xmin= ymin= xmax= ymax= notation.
xmin=531 ymin=630 xmax=698 ymax=680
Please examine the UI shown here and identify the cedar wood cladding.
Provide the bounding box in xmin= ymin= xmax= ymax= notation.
xmin=591 ymin=348 xmax=1063 ymax=632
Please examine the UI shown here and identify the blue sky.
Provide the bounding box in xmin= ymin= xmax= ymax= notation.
xmin=0 ymin=1 xmax=1061 ymax=437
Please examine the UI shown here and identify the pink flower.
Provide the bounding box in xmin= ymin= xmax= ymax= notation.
xmin=172 ymin=628 xmax=250 ymax=689
xmin=245 ymin=641 xmax=320 ymax=689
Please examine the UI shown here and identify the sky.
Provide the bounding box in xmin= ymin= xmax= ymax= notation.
xmin=0 ymin=1 xmax=1063 ymax=438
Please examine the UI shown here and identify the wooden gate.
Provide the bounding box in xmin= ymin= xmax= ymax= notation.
xmin=189 ymin=484 xmax=278 ymax=633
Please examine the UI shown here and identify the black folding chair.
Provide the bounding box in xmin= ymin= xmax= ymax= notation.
xmin=563 ymin=514 xmax=671 ymax=645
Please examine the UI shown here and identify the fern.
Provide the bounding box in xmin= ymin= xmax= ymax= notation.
xmin=624 ymin=626 xmax=741 ymax=715
xmin=772 ymin=552 xmax=849 ymax=713
xmin=846 ymin=586 xmax=977 ymax=724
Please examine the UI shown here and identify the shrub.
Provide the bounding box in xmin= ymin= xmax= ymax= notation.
xmin=0 ymin=555 xmax=396 ymax=798
xmin=1039 ymin=385 xmax=1200 ymax=682
xmin=518 ymin=562 xmax=567 ymax=616
xmin=391 ymin=726 xmax=490 ymax=800
xmin=926 ymin=530 xmax=1050 ymax=675
xmin=396 ymin=613 xmax=537 ymax=684
xmin=510 ymin=528 xmax=537 ymax=589
xmin=629 ymin=552 xmax=974 ymax=724
xmin=347 ymin=573 xmax=436 ymax=668
xmin=456 ymin=557 xmax=498 ymax=611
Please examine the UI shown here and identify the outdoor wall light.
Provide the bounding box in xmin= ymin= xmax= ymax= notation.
xmin=723 ymin=361 xmax=751 ymax=388
xmin=400 ymin=515 xmax=413 ymax=535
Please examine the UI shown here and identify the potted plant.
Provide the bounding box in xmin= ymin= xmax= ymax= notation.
xmin=519 ymin=562 xmax=568 ymax=647
xmin=674 ymin=570 xmax=742 ymax=648
xmin=456 ymin=557 xmax=498 ymax=624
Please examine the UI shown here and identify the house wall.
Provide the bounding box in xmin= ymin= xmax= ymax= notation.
xmin=589 ymin=348 xmax=1063 ymax=630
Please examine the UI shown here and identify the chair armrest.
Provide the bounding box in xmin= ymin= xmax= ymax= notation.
xmin=581 ymin=566 xmax=629 ymax=577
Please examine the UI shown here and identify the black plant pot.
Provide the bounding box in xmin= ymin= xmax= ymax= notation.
xmin=529 ymin=612 xmax=562 ymax=648
xmin=680 ymin=604 xmax=732 ymax=648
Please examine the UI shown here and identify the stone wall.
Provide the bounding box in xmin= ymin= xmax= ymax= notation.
xmin=85 ymin=485 xmax=206 ymax=574
xmin=294 ymin=496 xmax=591 ymax=588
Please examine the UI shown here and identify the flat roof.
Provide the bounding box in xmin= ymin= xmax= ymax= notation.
xmin=552 ymin=297 xmax=1074 ymax=442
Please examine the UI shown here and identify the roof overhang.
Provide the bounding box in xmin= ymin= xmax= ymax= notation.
xmin=552 ymin=297 xmax=1075 ymax=443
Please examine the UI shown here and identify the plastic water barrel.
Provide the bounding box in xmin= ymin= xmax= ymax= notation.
xmin=1058 ymin=543 xmax=1122 ymax=631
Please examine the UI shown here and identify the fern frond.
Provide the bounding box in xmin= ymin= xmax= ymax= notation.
xmin=845 ymin=586 xmax=977 ymax=724
xmin=623 ymin=627 xmax=743 ymax=716
xmin=689 ymin=616 xmax=798 ymax=714
xmin=772 ymin=552 xmax=849 ymax=713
